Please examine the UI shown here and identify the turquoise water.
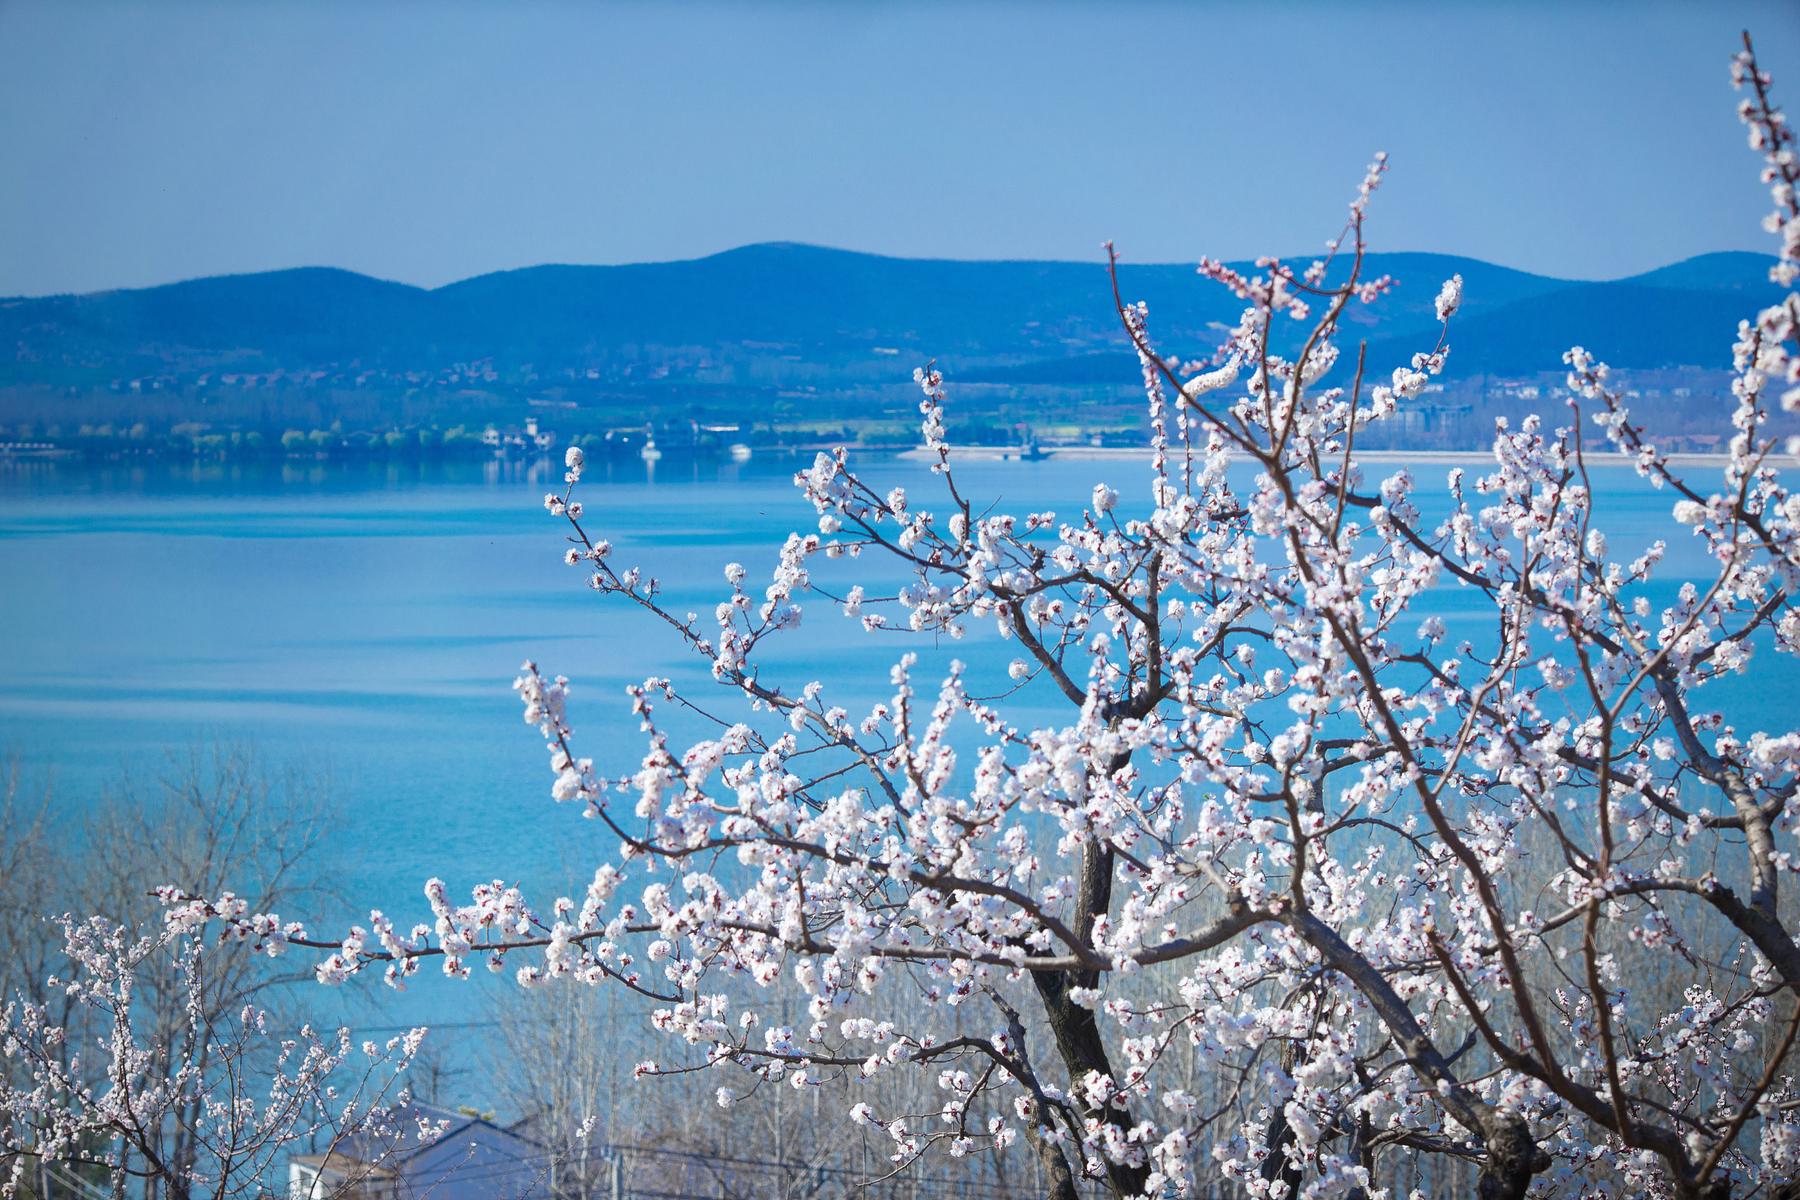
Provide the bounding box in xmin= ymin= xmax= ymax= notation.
xmin=1 ymin=450 xmax=1791 ymax=1031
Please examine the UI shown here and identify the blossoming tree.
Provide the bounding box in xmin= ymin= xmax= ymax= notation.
xmin=0 ymin=918 xmax=428 ymax=1200
xmin=168 ymin=34 xmax=1800 ymax=1200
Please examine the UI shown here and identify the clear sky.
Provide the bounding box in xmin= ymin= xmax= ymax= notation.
xmin=2 ymin=0 xmax=1797 ymax=297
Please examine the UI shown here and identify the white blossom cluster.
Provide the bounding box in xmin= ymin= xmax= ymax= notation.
xmin=1734 ymin=34 xmax=1800 ymax=451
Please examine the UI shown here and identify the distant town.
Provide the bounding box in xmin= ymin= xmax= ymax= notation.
xmin=0 ymin=361 xmax=1753 ymax=465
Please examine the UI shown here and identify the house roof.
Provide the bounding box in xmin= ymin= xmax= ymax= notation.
xmin=303 ymin=1101 xmax=543 ymax=1171
xmin=294 ymin=1102 xmax=560 ymax=1200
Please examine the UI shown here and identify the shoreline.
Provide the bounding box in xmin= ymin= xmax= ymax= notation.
xmin=895 ymin=446 xmax=1796 ymax=469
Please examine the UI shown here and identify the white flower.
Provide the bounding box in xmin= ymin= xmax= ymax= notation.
xmin=1673 ymin=500 xmax=1708 ymax=525
xmin=1390 ymin=366 xmax=1428 ymax=399
xmin=1092 ymin=484 xmax=1119 ymax=514
xmin=1434 ymin=274 xmax=1463 ymax=321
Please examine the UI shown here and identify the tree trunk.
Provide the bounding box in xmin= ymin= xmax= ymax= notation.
xmin=1473 ymin=1117 xmax=1548 ymax=1200
xmin=1257 ymin=1098 xmax=1304 ymax=1196
xmin=1023 ymin=1120 xmax=1082 ymax=1200
xmin=1030 ymin=840 xmax=1152 ymax=1200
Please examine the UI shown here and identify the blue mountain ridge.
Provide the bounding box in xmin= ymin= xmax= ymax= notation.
xmin=0 ymin=244 xmax=1783 ymax=388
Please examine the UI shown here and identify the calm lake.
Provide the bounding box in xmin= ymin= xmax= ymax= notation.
xmin=1 ymin=449 xmax=1789 ymax=1028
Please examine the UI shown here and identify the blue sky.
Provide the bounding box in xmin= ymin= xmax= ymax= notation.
xmin=2 ymin=1 xmax=1797 ymax=296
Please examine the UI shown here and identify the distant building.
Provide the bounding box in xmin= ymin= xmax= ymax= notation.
xmin=1664 ymin=432 xmax=1725 ymax=454
xmin=481 ymin=417 xmax=556 ymax=455
xmin=288 ymin=1102 xmax=545 ymax=1200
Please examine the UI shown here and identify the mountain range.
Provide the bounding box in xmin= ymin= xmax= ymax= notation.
xmin=0 ymin=245 xmax=1786 ymax=435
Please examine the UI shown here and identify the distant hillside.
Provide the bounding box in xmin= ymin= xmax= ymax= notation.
xmin=3 ymin=245 xmax=1780 ymax=387
xmin=0 ymin=245 xmax=1786 ymax=456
